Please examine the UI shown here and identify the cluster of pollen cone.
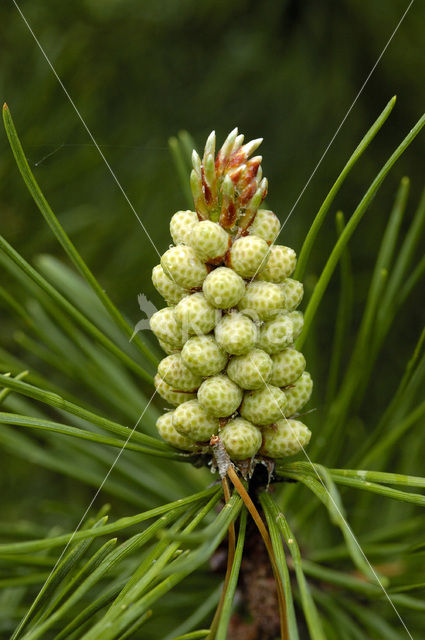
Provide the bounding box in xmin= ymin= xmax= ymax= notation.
xmin=150 ymin=128 xmax=312 ymax=466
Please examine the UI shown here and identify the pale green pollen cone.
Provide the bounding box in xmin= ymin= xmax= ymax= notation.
xmin=152 ymin=129 xmax=312 ymax=464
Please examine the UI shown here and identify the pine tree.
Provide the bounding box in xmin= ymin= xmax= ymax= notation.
xmin=1 ymin=99 xmax=425 ymax=639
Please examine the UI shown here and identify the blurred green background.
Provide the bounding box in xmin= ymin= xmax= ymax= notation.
xmin=1 ymin=0 xmax=424 ymax=529
xmin=0 ymin=2 xmax=425 ymax=635
xmin=1 ymin=0 xmax=424 ymax=311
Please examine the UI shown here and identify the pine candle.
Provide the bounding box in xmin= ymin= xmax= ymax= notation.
xmin=150 ymin=129 xmax=312 ymax=464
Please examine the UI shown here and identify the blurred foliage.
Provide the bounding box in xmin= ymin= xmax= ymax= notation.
xmin=1 ymin=1 xmax=425 ymax=638
xmin=1 ymin=0 xmax=424 ymax=305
